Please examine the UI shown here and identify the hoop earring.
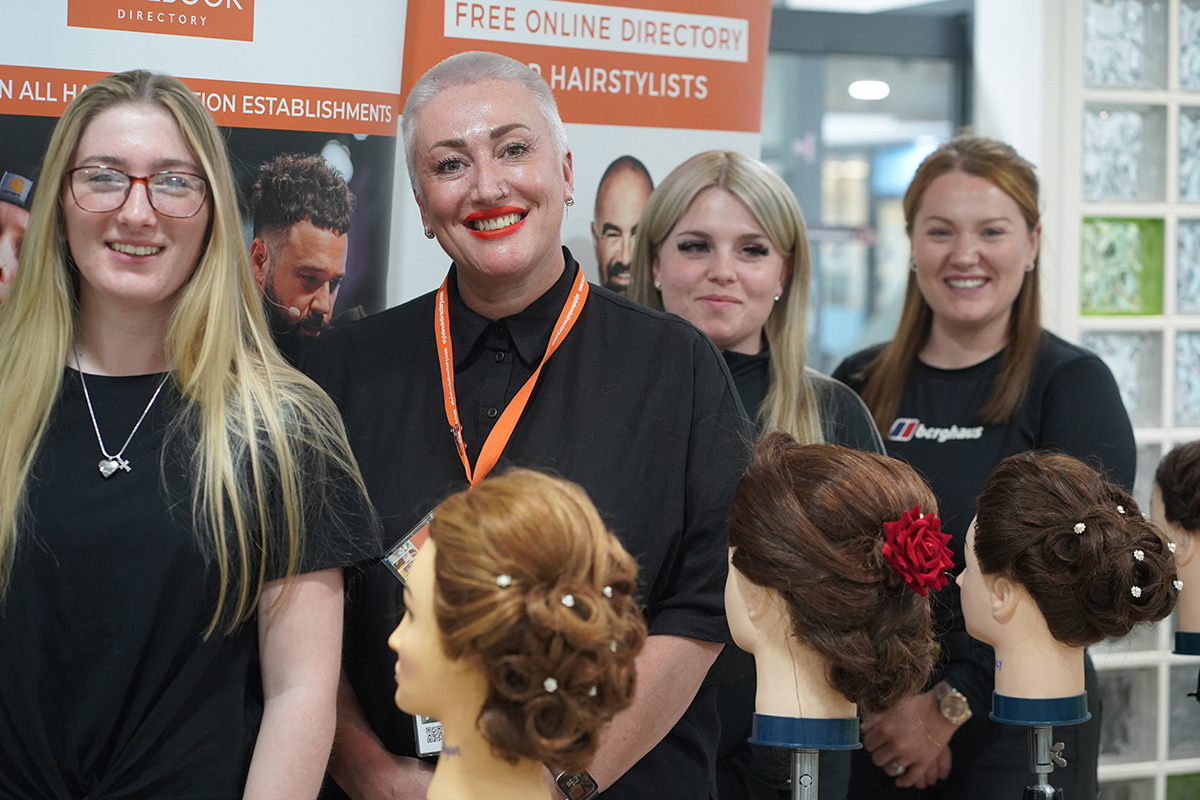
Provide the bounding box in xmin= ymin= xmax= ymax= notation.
xmin=565 ymin=196 xmax=575 ymax=207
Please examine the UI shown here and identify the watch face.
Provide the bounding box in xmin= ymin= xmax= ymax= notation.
xmin=941 ymin=692 xmax=970 ymax=723
xmin=558 ymin=771 xmax=599 ymax=800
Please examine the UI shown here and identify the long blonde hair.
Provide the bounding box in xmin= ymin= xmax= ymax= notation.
xmin=629 ymin=150 xmax=822 ymax=443
xmin=0 ymin=70 xmax=369 ymax=632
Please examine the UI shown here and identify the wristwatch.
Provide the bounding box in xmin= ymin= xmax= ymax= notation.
xmin=556 ymin=770 xmax=599 ymax=800
xmin=934 ymin=679 xmax=972 ymax=726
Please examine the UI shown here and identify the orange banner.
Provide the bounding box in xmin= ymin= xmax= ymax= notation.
xmin=401 ymin=0 xmax=771 ymax=132
xmin=67 ymin=0 xmax=256 ymax=42
xmin=0 ymin=65 xmax=400 ymax=136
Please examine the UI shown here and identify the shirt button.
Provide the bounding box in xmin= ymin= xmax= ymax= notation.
xmin=486 ymin=407 xmax=499 ymax=419
xmin=494 ymin=351 xmax=506 ymax=363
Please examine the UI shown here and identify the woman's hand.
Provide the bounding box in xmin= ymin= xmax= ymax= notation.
xmin=861 ymin=689 xmax=957 ymax=790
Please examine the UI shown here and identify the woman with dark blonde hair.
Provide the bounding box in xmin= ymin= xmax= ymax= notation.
xmin=388 ymin=469 xmax=646 ymax=800
xmin=833 ymin=136 xmax=1133 ymax=798
xmin=0 ymin=70 xmax=378 ymax=798
xmin=629 ymin=149 xmax=881 ymax=800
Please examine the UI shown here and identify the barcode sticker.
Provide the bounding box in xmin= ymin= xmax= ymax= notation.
xmin=414 ymin=714 xmax=443 ymax=756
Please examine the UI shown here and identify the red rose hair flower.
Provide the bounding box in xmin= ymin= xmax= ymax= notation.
xmin=881 ymin=506 xmax=954 ymax=597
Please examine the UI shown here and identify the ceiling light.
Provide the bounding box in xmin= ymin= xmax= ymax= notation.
xmin=849 ymin=80 xmax=890 ymax=100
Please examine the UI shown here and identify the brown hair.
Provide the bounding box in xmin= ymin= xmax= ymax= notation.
xmin=856 ymin=136 xmax=1042 ymax=432
xmin=1155 ymin=440 xmax=1200 ymax=531
xmin=975 ymin=451 xmax=1178 ymax=647
xmin=428 ymin=469 xmax=646 ymax=774
xmin=728 ymin=433 xmax=938 ymax=714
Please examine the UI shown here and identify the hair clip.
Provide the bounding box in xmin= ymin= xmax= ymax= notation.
xmin=496 ymin=574 xmax=512 ymax=588
xmin=1117 ymin=505 xmax=1126 ymax=515
xmin=603 ymin=586 xmax=613 ymax=598
xmin=1130 ymin=585 xmax=1143 ymax=598
xmin=1169 ymin=542 xmax=1178 ymax=554
xmin=588 ymin=686 xmax=598 ymax=697
xmin=1134 ymin=549 xmax=1145 ymax=562
xmin=1174 ymin=579 xmax=1185 ymax=591
xmin=561 ymin=594 xmax=575 ymax=608
xmin=610 ymin=640 xmax=618 ymax=652
xmin=543 ymin=677 xmax=559 ymax=693
xmin=1073 ymin=522 xmax=1086 ymax=534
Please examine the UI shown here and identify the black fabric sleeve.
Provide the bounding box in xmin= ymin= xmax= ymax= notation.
xmin=648 ymin=334 xmax=755 ymax=643
xmin=1037 ymin=353 xmax=1137 ymax=491
xmin=811 ymin=371 xmax=886 ymax=454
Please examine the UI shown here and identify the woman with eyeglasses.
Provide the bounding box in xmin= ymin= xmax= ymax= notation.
xmin=0 ymin=70 xmax=379 ymax=799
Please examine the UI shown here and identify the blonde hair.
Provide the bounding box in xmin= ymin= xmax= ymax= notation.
xmin=0 ymin=70 xmax=369 ymax=631
xmin=429 ymin=469 xmax=645 ymax=775
xmin=629 ymin=150 xmax=821 ymax=443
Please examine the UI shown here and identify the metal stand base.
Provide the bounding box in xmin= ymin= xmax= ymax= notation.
xmin=1023 ymin=725 xmax=1066 ymax=799
xmin=791 ymin=749 xmax=818 ymax=800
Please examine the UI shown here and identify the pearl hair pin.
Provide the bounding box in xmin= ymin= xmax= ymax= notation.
xmin=544 ymin=677 xmax=558 ymax=693
xmin=1174 ymin=580 xmax=1185 ymax=591
xmin=496 ymin=574 xmax=512 ymax=588
xmin=1134 ymin=550 xmax=1145 ymax=562
xmin=1073 ymin=522 xmax=1086 ymax=534
xmin=561 ymin=594 xmax=575 ymax=608
xmin=1130 ymin=585 xmax=1143 ymax=598
xmin=603 ymin=586 xmax=613 ymax=598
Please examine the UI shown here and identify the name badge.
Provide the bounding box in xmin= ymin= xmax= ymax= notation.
xmin=414 ymin=713 xmax=444 ymax=756
xmin=382 ymin=510 xmax=434 ymax=584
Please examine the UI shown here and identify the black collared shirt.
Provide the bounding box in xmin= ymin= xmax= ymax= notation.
xmin=305 ymin=248 xmax=754 ymax=800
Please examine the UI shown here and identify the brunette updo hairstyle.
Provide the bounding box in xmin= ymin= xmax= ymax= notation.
xmin=1155 ymin=440 xmax=1200 ymax=531
xmin=728 ymin=432 xmax=939 ymax=714
xmin=975 ymin=451 xmax=1179 ymax=646
xmin=428 ymin=469 xmax=646 ymax=774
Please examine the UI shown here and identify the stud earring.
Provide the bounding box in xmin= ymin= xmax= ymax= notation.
xmin=424 ymin=227 xmax=435 ymax=239
xmin=654 ymin=281 xmax=662 ymax=290
xmin=909 ymin=258 xmax=917 ymax=272
xmin=565 ymin=196 xmax=575 ymax=207
xmin=773 ymin=294 xmax=781 ymax=302
xmin=1025 ymin=262 xmax=1036 ymax=273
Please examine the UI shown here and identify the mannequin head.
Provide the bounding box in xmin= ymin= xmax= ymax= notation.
xmin=1152 ymin=440 xmax=1200 ymax=635
xmin=967 ymin=451 xmax=1178 ymax=649
xmin=388 ymin=469 xmax=645 ymax=776
xmin=727 ymin=433 xmax=941 ymax=715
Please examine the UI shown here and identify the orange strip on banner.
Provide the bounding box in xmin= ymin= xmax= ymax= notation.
xmin=0 ymin=65 xmax=400 ymax=137
xmin=401 ymin=0 xmax=771 ymax=132
xmin=67 ymin=0 xmax=257 ymax=43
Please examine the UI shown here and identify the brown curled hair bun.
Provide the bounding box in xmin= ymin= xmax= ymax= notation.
xmin=975 ymin=451 xmax=1179 ymax=646
xmin=428 ymin=469 xmax=646 ymax=775
xmin=729 ymin=432 xmax=939 ymax=714
xmin=1156 ymin=440 xmax=1200 ymax=531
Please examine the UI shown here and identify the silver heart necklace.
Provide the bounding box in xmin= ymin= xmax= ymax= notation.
xmin=73 ymin=344 xmax=171 ymax=479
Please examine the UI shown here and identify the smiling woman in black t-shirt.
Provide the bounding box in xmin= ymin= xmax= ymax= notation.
xmin=834 ymin=136 xmax=1133 ymax=800
xmin=0 ymin=70 xmax=378 ymax=799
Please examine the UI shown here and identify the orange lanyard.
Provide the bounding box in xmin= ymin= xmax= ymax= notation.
xmin=436 ymin=265 xmax=589 ymax=486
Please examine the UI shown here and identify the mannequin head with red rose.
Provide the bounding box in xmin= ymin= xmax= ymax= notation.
xmin=726 ymin=433 xmax=947 ymax=719
xmin=960 ymin=451 xmax=1178 ymax=698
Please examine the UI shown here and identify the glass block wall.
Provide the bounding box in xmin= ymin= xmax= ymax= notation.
xmin=1056 ymin=1 xmax=1200 ymax=795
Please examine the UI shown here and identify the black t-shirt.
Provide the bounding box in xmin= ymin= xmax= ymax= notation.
xmin=304 ymin=250 xmax=755 ymax=800
xmin=832 ymin=331 xmax=1135 ymax=722
xmin=722 ymin=349 xmax=885 ymax=454
xmin=0 ymin=370 xmax=379 ymax=800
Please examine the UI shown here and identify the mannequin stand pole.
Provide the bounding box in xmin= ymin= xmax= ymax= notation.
xmin=790 ymin=748 xmax=818 ymax=800
xmin=1021 ymin=725 xmax=1064 ymax=800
